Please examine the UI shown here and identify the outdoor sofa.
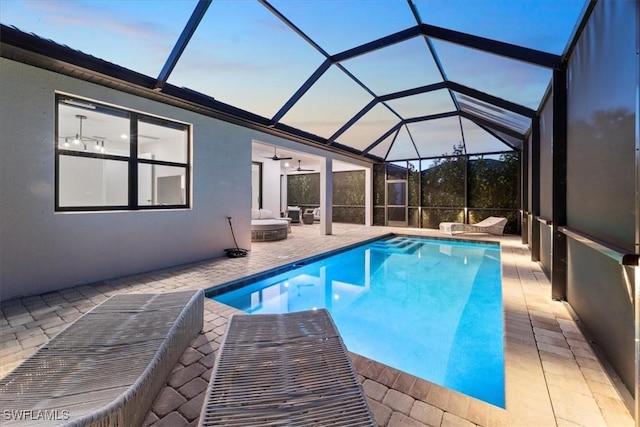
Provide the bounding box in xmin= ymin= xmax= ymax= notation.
xmin=251 ymin=208 xmax=289 ymax=241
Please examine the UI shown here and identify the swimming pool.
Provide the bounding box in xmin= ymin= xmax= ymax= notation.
xmin=211 ymin=235 xmax=504 ymax=407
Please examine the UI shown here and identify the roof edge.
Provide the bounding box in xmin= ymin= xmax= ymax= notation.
xmin=0 ymin=24 xmax=383 ymax=165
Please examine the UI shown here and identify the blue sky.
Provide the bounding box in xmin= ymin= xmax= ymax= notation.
xmin=1 ymin=0 xmax=587 ymax=159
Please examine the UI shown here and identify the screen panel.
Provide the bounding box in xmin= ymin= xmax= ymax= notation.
xmin=341 ymin=37 xmax=442 ymax=95
xmin=169 ymin=0 xmax=325 ymax=119
xmin=414 ymin=0 xmax=586 ymax=54
xmin=280 ymin=65 xmax=374 ymax=138
xmin=539 ymin=98 xmax=553 ymax=220
xmin=566 ymin=0 xmax=637 ymax=250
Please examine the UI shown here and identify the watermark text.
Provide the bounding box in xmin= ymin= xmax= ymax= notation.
xmin=3 ymin=409 xmax=70 ymax=421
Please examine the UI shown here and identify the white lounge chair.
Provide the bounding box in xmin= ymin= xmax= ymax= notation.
xmin=439 ymin=216 xmax=508 ymax=235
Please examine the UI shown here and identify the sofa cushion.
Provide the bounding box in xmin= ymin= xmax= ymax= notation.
xmin=259 ymin=209 xmax=273 ymax=219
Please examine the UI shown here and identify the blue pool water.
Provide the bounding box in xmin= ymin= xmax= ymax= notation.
xmin=212 ymin=235 xmax=504 ymax=407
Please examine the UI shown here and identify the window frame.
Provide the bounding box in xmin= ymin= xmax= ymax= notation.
xmin=55 ymin=94 xmax=192 ymax=212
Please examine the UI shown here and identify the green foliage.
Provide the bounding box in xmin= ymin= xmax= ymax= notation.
xmin=333 ymin=171 xmax=365 ymax=205
xmin=408 ymin=162 xmax=420 ymax=207
xmin=333 ymin=207 xmax=365 ymax=224
xmin=468 ymin=152 xmax=519 ymax=209
xmin=373 ymin=207 xmax=385 ymax=225
xmin=421 ymin=209 xmax=464 ymax=229
xmin=287 ymin=174 xmax=320 ymax=206
xmin=374 ymin=144 xmax=520 ymax=233
xmin=288 ymin=171 xmax=366 ymax=224
xmin=421 ymin=144 xmax=466 ymax=207
xmin=373 ymin=164 xmax=385 ymax=206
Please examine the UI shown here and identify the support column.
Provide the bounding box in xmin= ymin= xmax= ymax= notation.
xmin=531 ymin=116 xmax=541 ymax=262
xmin=551 ymin=66 xmax=568 ymax=301
xmin=320 ymin=158 xmax=333 ymax=235
xmin=280 ymin=172 xmax=288 ymax=215
xmin=521 ymin=136 xmax=529 ymax=244
xmin=365 ymin=166 xmax=372 ymax=226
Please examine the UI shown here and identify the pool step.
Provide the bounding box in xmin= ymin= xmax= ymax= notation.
xmin=370 ymin=237 xmax=421 ymax=255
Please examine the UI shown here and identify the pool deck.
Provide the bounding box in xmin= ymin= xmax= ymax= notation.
xmin=0 ymin=223 xmax=635 ymax=426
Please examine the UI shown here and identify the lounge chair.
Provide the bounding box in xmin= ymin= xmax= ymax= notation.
xmin=198 ymin=309 xmax=375 ymax=426
xmin=0 ymin=290 xmax=204 ymax=427
xmin=439 ymin=216 xmax=508 ymax=235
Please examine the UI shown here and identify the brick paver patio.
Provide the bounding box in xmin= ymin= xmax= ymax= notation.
xmin=0 ymin=223 xmax=634 ymax=426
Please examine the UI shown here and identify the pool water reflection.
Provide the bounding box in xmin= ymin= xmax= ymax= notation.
xmin=214 ymin=236 xmax=504 ymax=407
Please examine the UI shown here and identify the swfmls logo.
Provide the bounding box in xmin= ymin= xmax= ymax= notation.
xmin=3 ymin=409 xmax=71 ymax=421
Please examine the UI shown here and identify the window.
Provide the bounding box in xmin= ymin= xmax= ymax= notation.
xmin=55 ymin=95 xmax=191 ymax=211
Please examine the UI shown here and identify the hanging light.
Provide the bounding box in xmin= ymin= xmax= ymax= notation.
xmin=73 ymin=115 xmax=85 ymax=148
xmin=59 ymin=114 xmax=106 ymax=153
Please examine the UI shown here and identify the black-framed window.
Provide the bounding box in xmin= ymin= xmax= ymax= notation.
xmin=55 ymin=95 xmax=191 ymax=211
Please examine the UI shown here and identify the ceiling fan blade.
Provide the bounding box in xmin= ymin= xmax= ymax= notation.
xmin=264 ymin=147 xmax=293 ymax=161
xmin=263 ymin=154 xmax=293 ymax=161
xmin=293 ymin=160 xmax=314 ymax=172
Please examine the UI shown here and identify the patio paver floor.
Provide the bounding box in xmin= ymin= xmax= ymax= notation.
xmin=0 ymin=223 xmax=634 ymax=426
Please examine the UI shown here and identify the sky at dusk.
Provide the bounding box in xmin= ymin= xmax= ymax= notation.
xmin=1 ymin=0 xmax=588 ymax=159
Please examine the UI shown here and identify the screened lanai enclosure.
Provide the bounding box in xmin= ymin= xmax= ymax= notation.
xmin=0 ymin=0 xmax=639 ymax=421
xmin=0 ymin=0 xmax=588 ymax=231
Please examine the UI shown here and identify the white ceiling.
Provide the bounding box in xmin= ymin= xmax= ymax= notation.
xmin=252 ymin=141 xmax=366 ymax=174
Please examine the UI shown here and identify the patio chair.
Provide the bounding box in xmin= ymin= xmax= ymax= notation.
xmin=439 ymin=216 xmax=508 ymax=235
xmin=286 ymin=206 xmax=301 ymax=224
xmin=198 ymin=309 xmax=375 ymax=426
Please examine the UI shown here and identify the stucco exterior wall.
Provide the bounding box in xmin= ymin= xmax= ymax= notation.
xmin=0 ymin=58 xmax=253 ymax=300
xmin=0 ymin=58 xmax=373 ymax=301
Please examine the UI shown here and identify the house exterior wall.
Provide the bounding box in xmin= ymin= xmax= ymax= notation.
xmin=0 ymin=58 xmax=253 ymax=301
xmin=0 ymin=58 xmax=372 ymax=301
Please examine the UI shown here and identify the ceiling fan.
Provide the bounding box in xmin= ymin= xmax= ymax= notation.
xmin=263 ymin=147 xmax=292 ymax=161
xmin=292 ymin=160 xmax=314 ymax=172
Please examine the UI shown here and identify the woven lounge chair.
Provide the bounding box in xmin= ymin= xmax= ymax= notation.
xmin=198 ymin=309 xmax=375 ymax=426
xmin=0 ymin=289 xmax=204 ymax=427
xmin=439 ymin=216 xmax=508 ymax=235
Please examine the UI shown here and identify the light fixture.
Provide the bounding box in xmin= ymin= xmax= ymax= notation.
xmin=95 ymin=140 xmax=105 ymax=153
xmin=62 ymin=99 xmax=96 ymax=110
xmin=59 ymin=114 xmax=105 ymax=153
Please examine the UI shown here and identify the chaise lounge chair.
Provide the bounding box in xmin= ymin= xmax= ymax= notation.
xmin=198 ymin=309 xmax=375 ymax=426
xmin=439 ymin=216 xmax=508 ymax=235
xmin=0 ymin=290 xmax=204 ymax=427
